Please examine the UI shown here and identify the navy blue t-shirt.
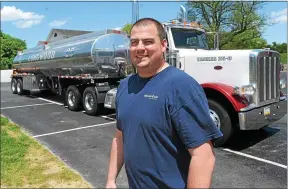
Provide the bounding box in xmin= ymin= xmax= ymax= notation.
xmin=115 ymin=66 xmax=223 ymax=188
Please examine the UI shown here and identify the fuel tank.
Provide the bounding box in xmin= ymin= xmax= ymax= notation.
xmin=13 ymin=29 xmax=134 ymax=77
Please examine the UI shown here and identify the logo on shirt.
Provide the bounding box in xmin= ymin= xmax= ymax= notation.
xmin=144 ymin=94 xmax=158 ymax=100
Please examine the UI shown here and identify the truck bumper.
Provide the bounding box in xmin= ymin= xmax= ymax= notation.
xmin=104 ymin=88 xmax=117 ymax=109
xmin=238 ymin=96 xmax=287 ymax=130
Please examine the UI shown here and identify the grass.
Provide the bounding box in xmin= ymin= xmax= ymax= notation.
xmin=0 ymin=115 xmax=93 ymax=188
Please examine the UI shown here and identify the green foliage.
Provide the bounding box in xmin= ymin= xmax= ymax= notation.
xmin=265 ymin=42 xmax=287 ymax=53
xmin=121 ymin=23 xmax=133 ymax=35
xmin=280 ymin=53 xmax=287 ymax=64
xmin=264 ymin=42 xmax=287 ymax=63
xmin=184 ymin=1 xmax=269 ymax=50
xmin=220 ymin=33 xmax=268 ymax=50
xmin=0 ymin=31 xmax=26 ymax=70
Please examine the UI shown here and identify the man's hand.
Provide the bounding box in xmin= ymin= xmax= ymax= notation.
xmin=187 ymin=141 xmax=216 ymax=188
xmin=105 ymin=180 xmax=117 ymax=188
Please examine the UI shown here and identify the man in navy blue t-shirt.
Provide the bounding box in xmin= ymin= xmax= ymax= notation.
xmin=106 ymin=18 xmax=223 ymax=189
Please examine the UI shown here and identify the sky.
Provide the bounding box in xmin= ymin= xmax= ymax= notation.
xmin=1 ymin=1 xmax=287 ymax=49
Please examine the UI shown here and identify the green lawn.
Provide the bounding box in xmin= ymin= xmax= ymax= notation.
xmin=1 ymin=115 xmax=93 ymax=188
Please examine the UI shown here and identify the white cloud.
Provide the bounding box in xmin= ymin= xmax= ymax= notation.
xmin=270 ymin=8 xmax=287 ymax=24
xmin=49 ymin=19 xmax=68 ymax=27
xmin=1 ymin=6 xmax=44 ymax=28
xmin=13 ymin=20 xmax=41 ymax=29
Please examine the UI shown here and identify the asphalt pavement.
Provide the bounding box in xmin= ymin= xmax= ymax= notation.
xmin=1 ymin=82 xmax=287 ymax=188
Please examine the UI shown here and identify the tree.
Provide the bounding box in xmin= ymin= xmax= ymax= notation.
xmin=265 ymin=42 xmax=287 ymax=64
xmin=121 ymin=23 xmax=133 ymax=35
xmin=266 ymin=42 xmax=287 ymax=53
xmin=184 ymin=1 xmax=269 ymax=49
xmin=0 ymin=31 xmax=26 ymax=70
xmin=280 ymin=53 xmax=287 ymax=64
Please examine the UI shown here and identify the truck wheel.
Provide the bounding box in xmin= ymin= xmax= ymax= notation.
xmin=65 ymin=85 xmax=81 ymax=111
xmin=11 ymin=78 xmax=17 ymax=94
xmin=208 ymin=99 xmax=234 ymax=147
xmin=16 ymin=79 xmax=24 ymax=95
xmin=82 ymin=87 xmax=99 ymax=116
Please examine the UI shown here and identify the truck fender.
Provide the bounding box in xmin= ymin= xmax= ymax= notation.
xmin=201 ymin=83 xmax=249 ymax=112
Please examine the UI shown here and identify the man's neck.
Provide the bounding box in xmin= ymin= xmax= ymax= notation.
xmin=137 ymin=62 xmax=169 ymax=78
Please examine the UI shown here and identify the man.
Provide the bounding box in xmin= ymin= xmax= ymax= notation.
xmin=106 ymin=18 xmax=223 ymax=189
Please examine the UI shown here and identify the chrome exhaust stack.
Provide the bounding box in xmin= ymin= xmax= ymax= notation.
xmin=180 ymin=5 xmax=187 ymax=23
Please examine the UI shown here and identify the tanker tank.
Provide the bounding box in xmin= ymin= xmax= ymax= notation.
xmin=13 ymin=29 xmax=134 ymax=78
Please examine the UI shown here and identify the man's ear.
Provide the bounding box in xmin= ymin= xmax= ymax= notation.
xmin=161 ymin=39 xmax=168 ymax=52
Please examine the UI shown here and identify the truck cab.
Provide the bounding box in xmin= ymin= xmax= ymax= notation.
xmin=104 ymin=6 xmax=287 ymax=147
xmin=163 ymin=20 xmax=209 ymax=70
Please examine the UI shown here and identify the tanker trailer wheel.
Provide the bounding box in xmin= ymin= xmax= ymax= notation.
xmin=83 ymin=87 xmax=99 ymax=116
xmin=11 ymin=78 xmax=17 ymax=94
xmin=208 ymin=99 xmax=234 ymax=147
xmin=65 ymin=85 xmax=81 ymax=111
xmin=16 ymin=79 xmax=24 ymax=95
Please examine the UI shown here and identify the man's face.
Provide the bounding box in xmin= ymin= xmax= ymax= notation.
xmin=129 ymin=22 xmax=167 ymax=69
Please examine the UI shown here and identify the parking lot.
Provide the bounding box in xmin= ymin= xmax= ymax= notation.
xmin=1 ymin=82 xmax=287 ymax=188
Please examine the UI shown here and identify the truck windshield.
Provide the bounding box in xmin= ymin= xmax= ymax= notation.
xmin=171 ymin=28 xmax=208 ymax=49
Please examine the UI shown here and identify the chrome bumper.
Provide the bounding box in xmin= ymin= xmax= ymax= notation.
xmin=238 ymin=96 xmax=287 ymax=130
xmin=104 ymin=88 xmax=117 ymax=109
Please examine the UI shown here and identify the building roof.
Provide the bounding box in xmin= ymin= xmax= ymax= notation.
xmin=46 ymin=28 xmax=93 ymax=42
xmin=37 ymin=41 xmax=47 ymax=46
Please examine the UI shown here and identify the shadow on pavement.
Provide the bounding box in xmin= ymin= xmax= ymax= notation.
xmin=24 ymin=91 xmax=116 ymax=116
xmin=223 ymin=126 xmax=280 ymax=151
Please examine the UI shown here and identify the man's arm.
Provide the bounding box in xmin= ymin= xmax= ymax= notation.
xmin=187 ymin=141 xmax=216 ymax=188
xmin=106 ymin=129 xmax=124 ymax=188
xmin=168 ymin=76 xmax=222 ymax=188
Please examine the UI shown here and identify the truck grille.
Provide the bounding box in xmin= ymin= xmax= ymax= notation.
xmin=258 ymin=56 xmax=280 ymax=103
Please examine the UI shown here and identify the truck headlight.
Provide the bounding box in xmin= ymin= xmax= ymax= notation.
xmin=280 ymin=79 xmax=286 ymax=89
xmin=233 ymin=85 xmax=255 ymax=96
xmin=108 ymin=88 xmax=117 ymax=95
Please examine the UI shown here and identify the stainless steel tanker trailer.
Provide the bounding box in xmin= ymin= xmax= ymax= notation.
xmin=11 ymin=29 xmax=135 ymax=115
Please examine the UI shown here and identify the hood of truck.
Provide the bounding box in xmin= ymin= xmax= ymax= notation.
xmin=176 ymin=48 xmax=255 ymax=88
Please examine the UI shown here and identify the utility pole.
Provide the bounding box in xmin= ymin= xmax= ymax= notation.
xmin=132 ymin=0 xmax=139 ymax=24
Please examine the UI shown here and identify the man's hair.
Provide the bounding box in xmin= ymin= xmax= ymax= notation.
xmin=130 ymin=18 xmax=166 ymax=40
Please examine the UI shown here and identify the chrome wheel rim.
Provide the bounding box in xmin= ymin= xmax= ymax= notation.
xmin=85 ymin=93 xmax=94 ymax=111
xmin=68 ymin=91 xmax=75 ymax=107
xmin=12 ymin=81 xmax=16 ymax=92
xmin=17 ymin=82 xmax=21 ymax=93
xmin=209 ymin=109 xmax=221 ymax=129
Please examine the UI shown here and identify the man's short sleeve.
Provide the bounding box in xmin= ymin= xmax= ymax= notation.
xmin=115 ymin=101 xmax=122 ymax=131
xmin=115 ymin=79 xmax=124 ymax=131
xmin=170 ymin=79 xmax=223 ymax=149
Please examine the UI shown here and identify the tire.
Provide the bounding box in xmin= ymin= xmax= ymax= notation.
xmin=82 ymin=87 xmax=99 ymax=116
xmin=208 ymin=99 xmax=234 ymax=147
xmin=11 ymin=78 xmax=17 ymax=94
xmin=16 ymin=79 xmax=24 ymax=95
xmin=65 ymin=85 xmax=81 ymax=111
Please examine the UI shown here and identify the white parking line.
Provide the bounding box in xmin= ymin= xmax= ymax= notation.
xmin=101 ymin=115 xmax=116 ymax=121
xmin=38 ymin=97 xmax=116 ymax=121
xmin=1 ymin=103 xmax=54 ymax=110
xmin=223 ymin=148 xmax=287 ymax=169
xmin=33 ymin=121 xmax=116 ymax=138
xmin=37 ymin=97 xmax=63 ymax=106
